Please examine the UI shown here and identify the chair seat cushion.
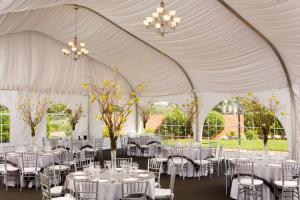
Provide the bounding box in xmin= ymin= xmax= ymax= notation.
xmin=239 ymin=178 xmax=263 ymax=186
xmin=51 ymin=186 xmax=63 ymax=195
xmin=155 ymin=188 xmax=172 ymax=197
xmin=53 ymin=196 xmax=75 ymax=200
xmin=23 ymin=167 xmax=41 ymax=173
xmin=0 ymin=164 xmax=19 ymax=172
xmin=274 ymin=180 xmax=298 ymax=188
xmin=211 ymin=158 xmax=219 ymax=162
xmin=84 ymin=148 xmax=97 ymax=152
xmin=154 ymin=157 xmax=168 ymax=163
xmin=49 ymin=165 xmax=69 ymax=171
xmin=172 ymin=158 xmax=187 ymax=165
xmin=194 ymin=160 xmax=209 ymax=165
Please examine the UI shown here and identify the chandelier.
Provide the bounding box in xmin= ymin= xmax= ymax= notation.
xmin=62 ymin=6 xmax=88 ymax=61
xmin=143 ymin=0 xmax=180 ymax=37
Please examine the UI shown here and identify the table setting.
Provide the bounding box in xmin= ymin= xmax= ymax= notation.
xmin=64 ymin=162 xmax=155 ymax=200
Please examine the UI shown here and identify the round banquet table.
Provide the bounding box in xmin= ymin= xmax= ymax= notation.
xmin=163 ymin=146 xmax=209 ymax=177
xmin=4 ymin=150 xmax=62 ymax=187
xmin=6 ymin=150 xmax=62 ymax=169
xmin=64 ymin=169 xmax=155 ymax=200
xmin=230 ymin=158 xmax=294 ymax=200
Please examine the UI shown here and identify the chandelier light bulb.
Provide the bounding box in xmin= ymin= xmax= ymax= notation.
xmin=71 ymin=47 xmax=77 ymax=52
xmin=156 ymin=7 xmax=164 ymax=13
xmin=169 ymin=10 xmax=176 ymax=16
xmin=174 ymin=17 xmax=180 ymax=23
xmin=155 ymin=23 xmax=161 ymax=29
xmin=152 ymin=12 xmax=159 ymax=18
xmin=163 ymin=15 xmax=170 ymax=21
xmin=80 ymin=43 xmax=85 ymax=47
xmin=171 ymin=21 xmax=176 ymax=27
xmin=143 ymin=20 xmax=149 ymax=26
xmin=146 ymin=17 xmax=153 ymax=22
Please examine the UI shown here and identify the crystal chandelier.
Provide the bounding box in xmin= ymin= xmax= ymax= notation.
xmin=62 ymin=6 xmax=88 ymax=61
xmin=143 ymin=0 xmax=180 ymax=37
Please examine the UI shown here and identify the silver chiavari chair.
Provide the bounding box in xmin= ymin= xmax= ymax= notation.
xmin=74 ymin=179 xmax=98 ymax=200
xmin=194 ymin=146 xmax=212 ymax=179
xmin=20 ymin=152 xmax=40 ymax=191
xmin=40 ymin=173 xmax=73 ymax=200
xmin=211 ymin=145 xmax=224 ymax=176
xmin=236 ymin=160 xmax=263 ymax=200
xmin=224 ymin=151 xmax=233 ymax=196
xmin=122 ymin=181 xmax=148 ymax=200
xmin=273 ymin=161 xmax=300 ymax=200
xmin=41 ymin=168 xmax=63 ymax=198
xmin=148 ymin=158 xmax=162 ymax=188
xmin=171 ymin=147 xmax=188 ymax=180
xmin=154 ymin=164 xmax=176 ymax=200
xmin=0 ymin=152 xmax=19 ymax=190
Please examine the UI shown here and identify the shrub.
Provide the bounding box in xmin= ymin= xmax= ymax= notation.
xmin=145 ymin=128 xmax=155 ymax=134
xmin=226 ymin=131 xmax=236 ymax=137
xmin=160 ymin=106 xmax=192 ymax=136
xmin=203 ymin=111 xmax=224 ymax=137
xmin=0 ymin=132 xmax=10 ymax=142
xmin=244 ymin=129 xmax=259 ymax=140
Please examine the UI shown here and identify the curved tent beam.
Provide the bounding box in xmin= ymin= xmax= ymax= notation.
xmin=218 ymin=0 xmax=297 ymax=157
xmin=71 ymin=4 xmax=195 ymax=92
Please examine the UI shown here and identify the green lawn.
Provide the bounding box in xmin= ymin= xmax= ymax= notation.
xmin=163 ymin=139 xmax=288 ymax=152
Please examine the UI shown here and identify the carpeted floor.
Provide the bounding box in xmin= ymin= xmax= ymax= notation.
xmin=0 ymin=150 xmax=231 ymax=200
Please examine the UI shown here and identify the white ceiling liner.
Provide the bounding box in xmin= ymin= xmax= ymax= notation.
xmin=0 ymin=31 xmax=131 ymax=94
xmin=225 ymin=0 xmax=300 ymax=83
xmin=0 ymin=0 xmax=294 ymax=95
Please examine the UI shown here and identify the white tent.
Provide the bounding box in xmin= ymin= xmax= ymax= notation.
xmin=0 ymin=0 xmax=299 ymax=157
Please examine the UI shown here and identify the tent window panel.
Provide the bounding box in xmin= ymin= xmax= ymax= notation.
xmin=46 ymin=104 xmax=72 ymax=138
xmin=0 ymin=105 xmax=10 ymax=143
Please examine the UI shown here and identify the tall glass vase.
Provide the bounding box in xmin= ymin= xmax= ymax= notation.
xmin=263 ymin=143 xmax=269 ymax=161
xmin=110 ymin=138 xmax=117 ymax=169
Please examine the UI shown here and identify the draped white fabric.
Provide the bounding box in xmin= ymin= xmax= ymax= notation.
xmin=0 ymin=0 xmax=299 ymax=156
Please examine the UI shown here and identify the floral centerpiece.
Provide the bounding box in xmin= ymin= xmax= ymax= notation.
xmin=65 ymin=104 xmax=84 ymax=135
xmin=138 ymin=101 xmax=153 ymax=132
xmin=242 ymin=92 xmax=285 ymax=151
xmin=83 ymin=69 xmax=143 ymax=162
xmin=17 ymin=93 xmax=51 ymax=144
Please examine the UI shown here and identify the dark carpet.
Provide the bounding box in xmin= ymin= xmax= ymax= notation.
xmin=0 ymin=150 xmax=231 ymax=200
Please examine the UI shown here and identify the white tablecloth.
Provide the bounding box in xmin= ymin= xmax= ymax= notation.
xmin=64 ymin=170 xmax=155 ymax=200
xmin=230 ymin=159 xmax=284 ymax=200
xmin=163 ymin=146 xmax=209 ymax=177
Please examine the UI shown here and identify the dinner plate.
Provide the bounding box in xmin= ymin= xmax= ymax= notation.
xmin=138 ymin=174 xmax=149 ymax=178
xmin=134 ymin=169 xmax=145 ymax=173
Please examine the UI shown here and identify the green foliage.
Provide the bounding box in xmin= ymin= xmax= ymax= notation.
xmin=0 ymin=105 xmax=10 ymax=142
xmin=145 ymin=128 xmax=155 ymax=134
xmin=226 ymin=131 xmax=236 ymax=137
xmin=244 ymin=129 xmax=259 ymax=140
xmin=46 ymin=104 xmax=72 ymax=138
xmin=203 ymin=111 xmax=224 ymax=137
xmin=0 ymin=132 xmax=9 ymax=142
xmin=160 ymin=106 xmax=192 ymax=136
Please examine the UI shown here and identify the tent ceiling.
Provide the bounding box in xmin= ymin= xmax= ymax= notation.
xmin=0 ymin=0 xmax=297 ymax=96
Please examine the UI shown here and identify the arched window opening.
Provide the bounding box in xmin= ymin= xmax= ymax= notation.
xmin=0 ymin=105 xmax=10 ymax=143
xmin=46 ymin=104 xmax=72 ymax=138
xmin=202 ymin=97 xmax=287 ymax=151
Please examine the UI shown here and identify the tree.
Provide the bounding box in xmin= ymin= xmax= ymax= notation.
xmin=242 ymin=92 xmax=285 ymax=146
xmin=203 ymin=111 xmax=224 ymax=138
xmin=138 ymin=101 xmax=154 ymax=129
